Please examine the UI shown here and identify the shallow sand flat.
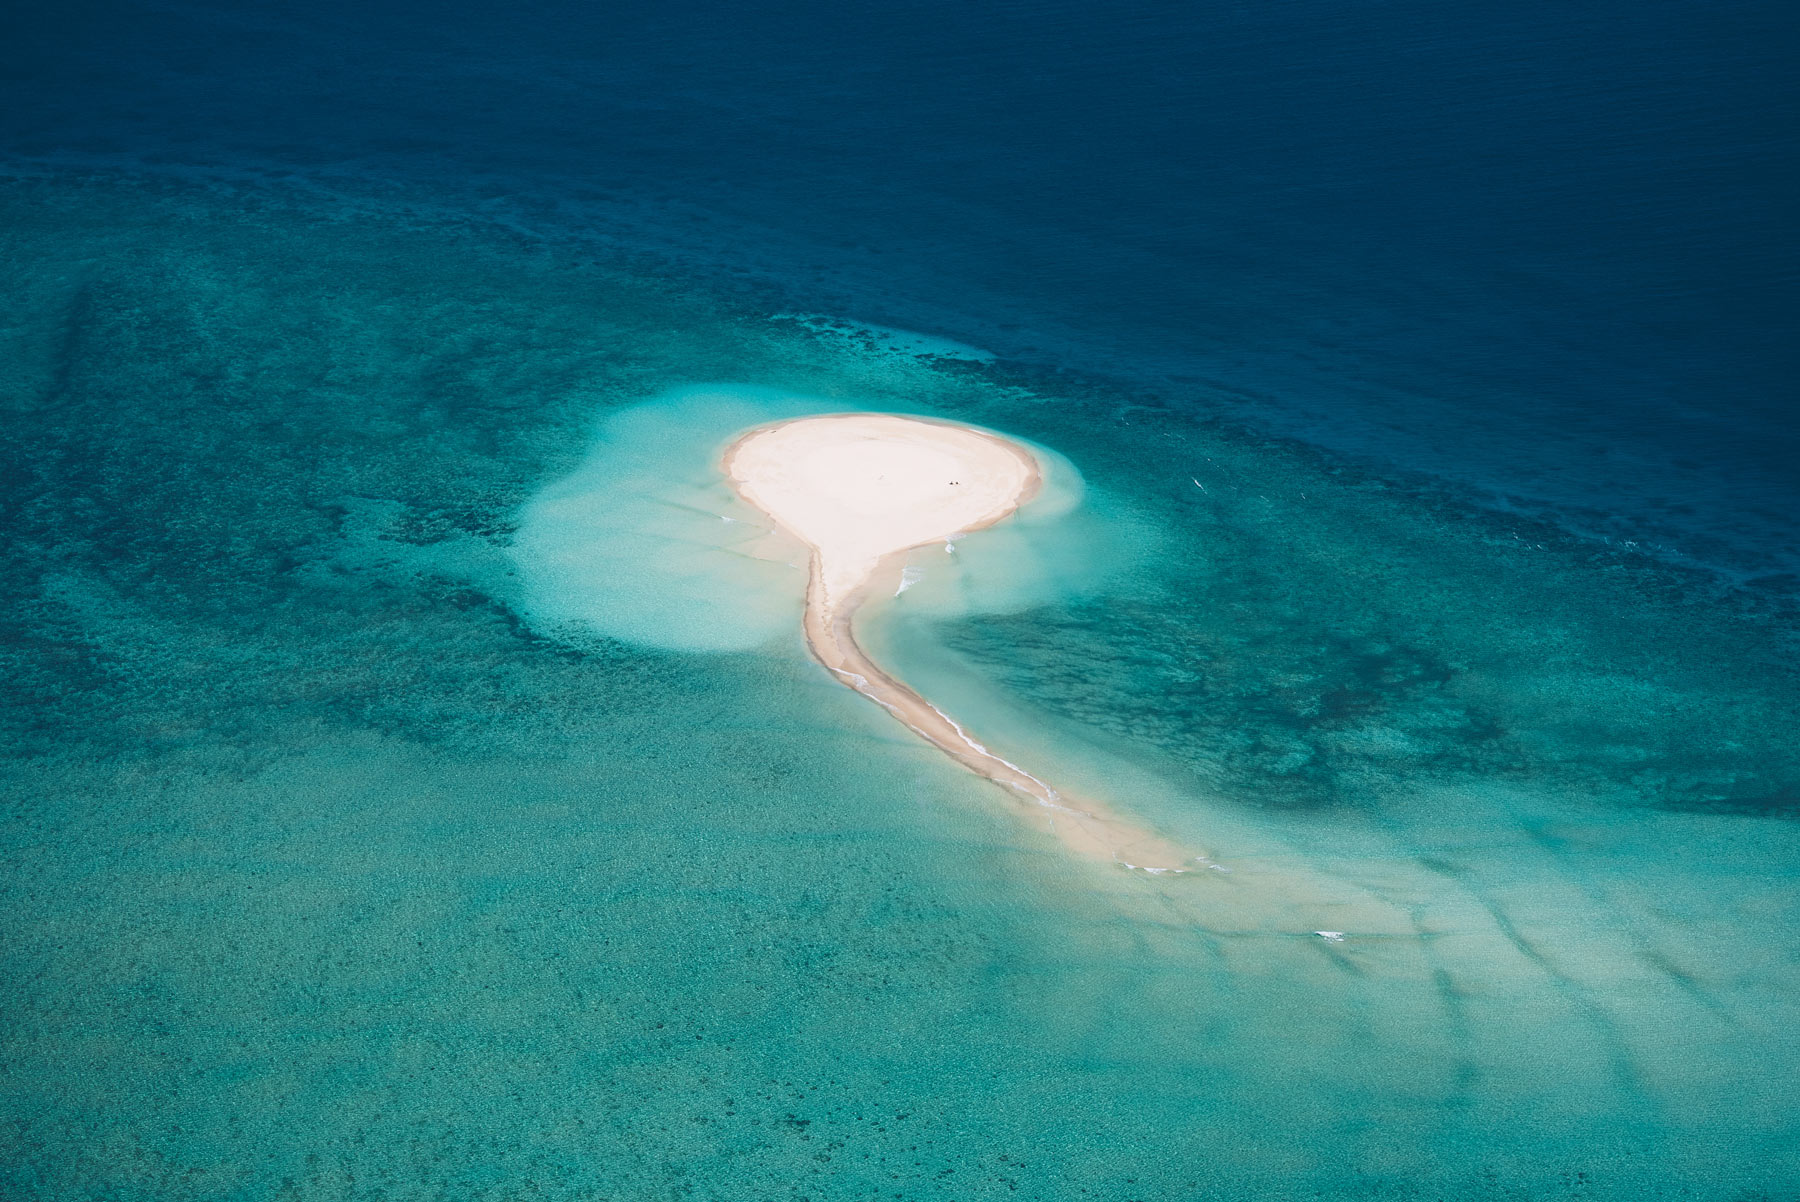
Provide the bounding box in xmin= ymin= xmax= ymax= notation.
xmin=725 ymin=414 xmax=1193 ymax=872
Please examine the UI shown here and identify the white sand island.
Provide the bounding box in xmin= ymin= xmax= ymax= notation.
xmin=725 ymin=413 xmax=1191 ymax=872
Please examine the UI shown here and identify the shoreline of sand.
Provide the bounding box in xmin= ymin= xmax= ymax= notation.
xmin=723 ymin=413 xmax=1192 ymax=872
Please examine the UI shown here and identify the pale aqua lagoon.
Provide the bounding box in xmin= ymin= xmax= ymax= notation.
xmin=2 ymin=173 xmax=1797 ymax=1200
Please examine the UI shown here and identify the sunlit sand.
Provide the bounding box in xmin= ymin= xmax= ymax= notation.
xmin=725 ymin=413 xmax=1193 ymax=871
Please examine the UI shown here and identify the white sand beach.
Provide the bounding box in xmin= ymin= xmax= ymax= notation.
xmin=725 ymin=413 xmax=1192 ymax=872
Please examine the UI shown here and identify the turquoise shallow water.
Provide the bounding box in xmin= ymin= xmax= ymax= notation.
xmin=3 ymin=172 xmax=1799 ymax=1200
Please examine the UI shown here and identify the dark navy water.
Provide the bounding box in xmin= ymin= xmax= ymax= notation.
xmin=6 ymin=0 xmax=1797 ymax=586
xmin=3 ymin=3 xmax=1798 ymax=1199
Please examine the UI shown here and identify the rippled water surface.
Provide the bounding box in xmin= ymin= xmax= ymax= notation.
xmin=2 ymin=173 xmax=1796 ymax=1199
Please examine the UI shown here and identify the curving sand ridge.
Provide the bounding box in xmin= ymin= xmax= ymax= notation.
xmin=725 ymin=414 xmax=1192 ymax=872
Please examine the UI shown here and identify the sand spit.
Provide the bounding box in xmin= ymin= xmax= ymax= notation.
xmin=725 ymin=414 xmax=1191 ymax=872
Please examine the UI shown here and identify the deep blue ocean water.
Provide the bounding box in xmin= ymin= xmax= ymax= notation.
xmin=2 ymin=2 xmax=1797 ymax=1199
xmin=6 ymin=0 xmax=1796 ymax=586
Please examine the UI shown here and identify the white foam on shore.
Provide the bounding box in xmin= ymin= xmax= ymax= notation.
xmin=508 ymin=385 xmax=1135 ymax=653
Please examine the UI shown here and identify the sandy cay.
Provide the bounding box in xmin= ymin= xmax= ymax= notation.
xmin=725 ymin=413 xmax=1191 ymax=872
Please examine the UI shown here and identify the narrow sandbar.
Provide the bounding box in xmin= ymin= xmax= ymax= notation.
xmin=725 ymin=413 xmax=1191 ymax=872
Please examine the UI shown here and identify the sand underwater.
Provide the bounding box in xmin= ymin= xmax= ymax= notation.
xmin=2 ymin=173 xmax=1799 ymax=1200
